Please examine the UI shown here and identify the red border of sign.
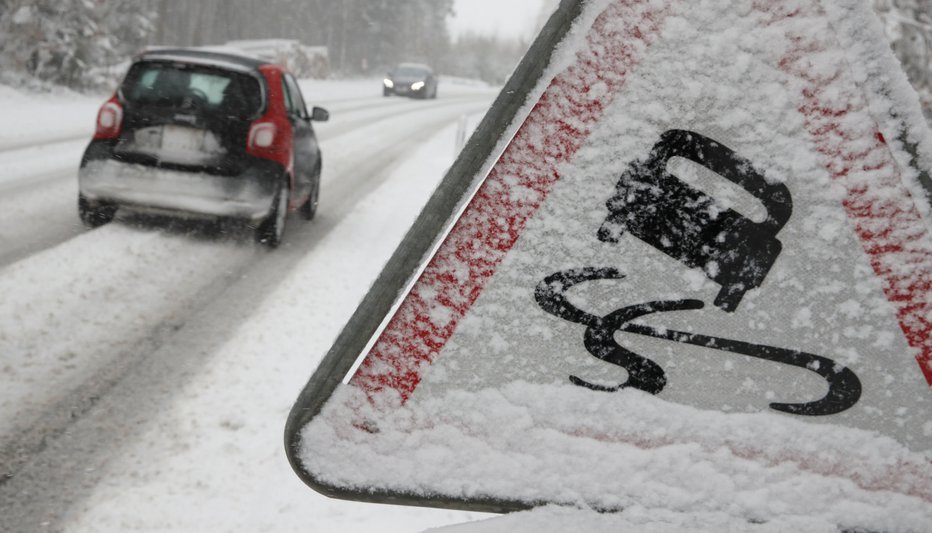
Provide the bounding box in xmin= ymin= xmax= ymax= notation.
xmin=761 ymin=0 xmax=932 ymax=386
xmin=352 ymin=0 xmax=673 ymax=399
xmin=353 ymin=0 xmax=932 ymax=402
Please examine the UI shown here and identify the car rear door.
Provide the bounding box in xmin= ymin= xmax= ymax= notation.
xmin=282 ymin=73 xmax=318 ymax=204
xmin=117 ymin=60 xmax=263 ymax=173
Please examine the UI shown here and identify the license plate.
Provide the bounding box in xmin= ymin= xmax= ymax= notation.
xmin=162 ymin=125 xmax=206 ymax=152
xmin=134 ymin=126 xmax=205 ymax=152
xmin=134 ymin=127 xmax=163 ymax=151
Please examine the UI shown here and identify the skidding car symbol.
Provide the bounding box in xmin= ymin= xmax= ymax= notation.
xmin=78 ymin=48 xmax=330 ymax=247
xmin=537 ymin=131 xmax=861 ymax=417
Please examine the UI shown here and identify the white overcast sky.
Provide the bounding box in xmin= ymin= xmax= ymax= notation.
xmin=450 ymin=0 xmax=552 ymax=39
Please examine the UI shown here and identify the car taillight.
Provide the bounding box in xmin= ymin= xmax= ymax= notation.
xmin=94 ymin=97 xmax=123 ymax=140
xmin=248 ymin=122 xmax=276 ymax=149
xmin=247 ymin=120 xmax=287 ymax=166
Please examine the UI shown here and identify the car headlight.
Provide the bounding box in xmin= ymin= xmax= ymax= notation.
xmin=384 ymin=79 xmax=394 ymax=88
xmin=411 ymin=81 xmax=425 ymax=91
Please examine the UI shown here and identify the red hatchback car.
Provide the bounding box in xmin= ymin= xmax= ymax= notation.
xmin=78 ymin=48 xmax=329 ymax=247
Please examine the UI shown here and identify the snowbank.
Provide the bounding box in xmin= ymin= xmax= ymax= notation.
xmin=0 ymin=85 xmax=100 ymax=149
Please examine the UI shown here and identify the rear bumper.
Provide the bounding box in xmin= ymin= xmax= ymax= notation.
xmin=79 ymin=142 xmax=282 ymax=221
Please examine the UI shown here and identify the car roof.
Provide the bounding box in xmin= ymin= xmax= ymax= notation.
xmin=136 ymin=48 xmax=270 ymax=74
xmin=396 ymin=63 xmax=432 ymax=71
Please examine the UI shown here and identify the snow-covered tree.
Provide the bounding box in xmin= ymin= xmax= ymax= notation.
xmin=0 ymin=0 xmax=154 ymax=88
xmin=148 ymin=0 xmax=453 ymax=75
xmin=1 ymin=0 xmax=927 ymax=98
xmin=446 ymin=32 xmax=529 ymax=85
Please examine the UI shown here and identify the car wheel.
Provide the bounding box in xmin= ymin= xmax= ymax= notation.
xmin=383 ymin=88 xmax=391 ymax=97
xmin=256 ymin=180 xmax=288 ymax=248
xmin=78 ymin=194 xmax=117 ymax=228
xmin=300 ymin=165 xmax=320 ymax=221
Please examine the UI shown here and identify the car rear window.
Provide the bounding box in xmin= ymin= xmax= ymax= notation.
xmin=122 ymin=61 xmax=263 ymax=118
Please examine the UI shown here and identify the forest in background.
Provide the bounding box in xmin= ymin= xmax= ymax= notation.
xmin=0 ymin=0 xmax=928 ymax=117
xmin=0 ymin=0 xmax=543 ymax=88
xmin=151 ymin=0 xmax=456 ymax=78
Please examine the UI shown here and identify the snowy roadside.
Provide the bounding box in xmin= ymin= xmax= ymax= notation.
xmin=60 ymin=114 xmax=491 ymax=532
xmin=0 ymin=86 xmax=101 ymax=151
xmin=0 ymin=86 xmax=99 ymax=189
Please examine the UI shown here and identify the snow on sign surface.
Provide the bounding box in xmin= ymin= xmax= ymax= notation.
xmin=289 ymin=0 xmax=932 ymax=527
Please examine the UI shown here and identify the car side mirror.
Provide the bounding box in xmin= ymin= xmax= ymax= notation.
xmin=311 ymin=106 xmax=329 ymax=122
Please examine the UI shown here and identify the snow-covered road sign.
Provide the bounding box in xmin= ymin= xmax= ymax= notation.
xmin=287 ymin=0 xmax=932 ymax=526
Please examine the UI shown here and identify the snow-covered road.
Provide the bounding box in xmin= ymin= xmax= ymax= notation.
xmin=0 ymin=79 xmax=494 ymax=532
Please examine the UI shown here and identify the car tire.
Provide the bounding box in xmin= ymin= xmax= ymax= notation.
xmin=78 ymin=194 xmax=117 ymax=228
xmin=300 ymin=164 xmax=321 ymax=221
xmin=383 ymin=88 xmax=391 ymax=97
xmin=256 ymin=179 xmax=289 ymax=248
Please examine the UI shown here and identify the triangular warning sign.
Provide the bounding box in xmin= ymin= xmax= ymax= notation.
xmin=287 ymin=0 xmax=932 ymax=525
